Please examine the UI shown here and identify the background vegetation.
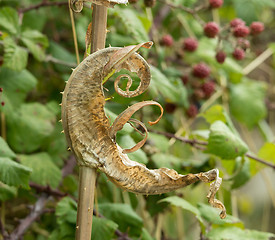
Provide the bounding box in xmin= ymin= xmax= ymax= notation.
xmin=0 ymin=0 xmax=275 ymax=239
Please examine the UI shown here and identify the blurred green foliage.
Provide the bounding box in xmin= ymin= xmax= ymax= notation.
xmin=0 ymin=0 xmax=275 ymax=239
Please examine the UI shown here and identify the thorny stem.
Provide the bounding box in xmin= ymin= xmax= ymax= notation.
xmin=75 ymin=167 xmax=97 ymax=240
xmin=75 ymin=4 xmax=107 ymax=240
xmin=91 ymin=4 xmax=108 ymax=53
xmin=150 ymin=130 xmax=275 ymax=170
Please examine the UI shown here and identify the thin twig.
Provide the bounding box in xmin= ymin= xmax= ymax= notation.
xmin=149 ymin=129 xmax=208 ymax=146
xmin=29 ymin=182 xmax=68 ymax=198
xmin=158 ymin=0 xmax=194 ymax=14
xmin=9 ymin=194 xmax=49 ymax=240
xmin=245 ymin=153 xmax=275 ymax=170
xmin=68 ymin=0 xmax=80 ymax=65
xmin=243 ymin=48 xmax=274 ymax=75
xmin=18 ymin=1 xmax=68 ymax=13
xmin=0 ymin=216 xmax=8 ymax=240
xmin=150 ymin=129 xmax=275 ymax=169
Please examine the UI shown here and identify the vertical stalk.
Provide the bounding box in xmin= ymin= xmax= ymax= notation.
xmin=76 ymin=167 xmax=97 ymax=240
xmin=75 ymin=4 xmax=107 ymax=240
xmin=91 ymin=4 xmax=107 ymax=53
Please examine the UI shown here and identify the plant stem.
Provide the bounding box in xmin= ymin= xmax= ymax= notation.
xmin=68 ymin=0 xmax=80 ymax=65
xmin=75 ymin=4 xmax=107 ymax=240
xmin=76 ymin=167 xmax=97 ymax=240
xmin=243 ymin=48 xmax=274 ymax=75
xmin=91 ymin=4 xmax=107 ymax=53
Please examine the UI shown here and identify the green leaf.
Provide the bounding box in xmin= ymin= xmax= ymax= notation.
xmin=0 ymin=181 xmax=17 ymax=201
xmin=206 ymin=121 xmax=248 ymax=159
xmin=258 ymin=142 xmax=275 ymax=164
xmin=200 ymin=105 xmax=227 ymax=124
xmin=150 ymin=65 xmax=187 ymax=104
xmin=98 ymin=203 xmax=143 ymax=236
xmin=92 ymin=217 xmax=118 ymax=240
xmin=48 ymin=41 xmax=76 ymax=72
xmin=116 ymin=8 xmax=149 ymax=43
xmin=198 ymin=203 xmax=242 ymax=227
xmin=117 ymin=134 xmax=148 ymax=164
xmin=231 ymin=157 xmax=251 ymax=189
xmin=229 ymin=79 xmax=267 ymax=128
xmin=0 ymin=157 xmax=32 ymax=189
xmin=42 ymin=122 xmax=69 ymax=167
xmin=7 ymin=103 xmax=56 ymax=153
xmin=56 ymin=197 xmax=77 ymax=224
xmin=19 ymin=152 xmax=62 ymax=188
xmin=159 ymin=196 xmax=204 ymax=224
xmin=151 ymin=153 xmax=183 ymax=171
xmin=206 ymin=226 xmax=275 ymax=240
xmin=0 ymin=68 xmax=37 ymax=107
xmin=0 ymin=7 xmax=19 ymax=35
xmin=147 ymin=132 xmax=170 ymax=153
xmin=3 ymin=37 xmax=28 ymax=71
xmin=249 ymin=142 xmax=275 ymax=175
xmin=0 ymin=136 xmax=16 ymax=158
xmin=21 ymin=29 xmax=49 ymax=61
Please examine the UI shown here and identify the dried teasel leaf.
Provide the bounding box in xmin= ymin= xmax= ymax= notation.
xmin=122 ymin=118 xmax=148 ymax=154
xmin=70 ymin=0 xmax=128 ymax=12
xmin=109 ymin=101 xmax=163 ymax=141
xmin=104 ymin=42 xmax=153 ymax=73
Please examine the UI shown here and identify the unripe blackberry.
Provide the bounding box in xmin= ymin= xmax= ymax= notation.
xmin=230 ymin=18 xmax=245 ymax=28
xmin=144 ymin=0 xmax=156 ymax=8
xmin=250 ymin=22 xmax=264 ymax=35
xmin=181 ymin=75 xmax=189 ymax=85
xmin=204 ymin=22 xmax=219 ymax=38
xmin=186 ymin=104 xmax=198 ymax=118
xmin=215 ymin=51 xmax=226 ymax=64
xmin=232 ymin=48 xmax=245 ymax=60
xmin=160 ymin=34 xmax=173 ymax=47
xmin=193 ymin=89 xmax=205 ymax=100
xmin=1 ymin=102 xmax=4 ymax=106
xmin=165 ymin=103 xmax=177 ymax=114
xmin=209 ymin=0 xmax=223 ymax=8
xmin=202 ymin=81 xmax=215 ymax=97
xmin=233 ymin=25 xmax=250 ymax=37
xmin=0 ymin=88 xmax=3 ymax=92
xmin=237 ymin=38 xmax=250 ymax=50
xmin=192 ymin=63 xmax=211 ymax=79
xmin=128 ymin=0 xmax=138 ymax=3
xmin=183 ymin=38 xmax=198 ymax=52
xmin=190 ymin=79 xmax=201 ymax=88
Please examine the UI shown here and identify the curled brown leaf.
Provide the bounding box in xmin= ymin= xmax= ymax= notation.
xmin=109 ymin=101 xmax=163 ymax=152
xmin=122 ymin=118 xmax=148 ymax=154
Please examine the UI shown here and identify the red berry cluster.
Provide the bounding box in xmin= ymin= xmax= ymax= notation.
xmin=212 ymin=19 xmax=265 ymax=64
xmin=209 ymin=0 xmax=223 ymax=8
xmin=180 ymin=63 xmax=216 ymax=118
xmin=204 ymin=22 xmax=220 ymax=38
xmin=160 ymin=34 xmax=174 ymax=47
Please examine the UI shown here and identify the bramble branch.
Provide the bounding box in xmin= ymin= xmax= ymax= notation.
xmin=29 ymin=182 xmax=68 ymax=198
xmin=18 ymin=0 xmax=68 ymax=14
xmin=9 ymin=194 xmax=49 ymax=240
